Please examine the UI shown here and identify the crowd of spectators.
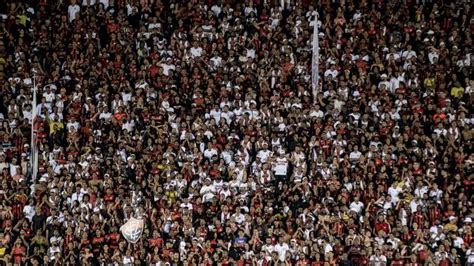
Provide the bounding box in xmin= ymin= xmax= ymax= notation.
xmin=0 ymin=0 xmax=473 ymax=265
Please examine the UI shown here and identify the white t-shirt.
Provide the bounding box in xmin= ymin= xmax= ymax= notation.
xmin=66 ymin=121 xmax=80 ymax=132
xmin=467 ymin=248 xmax=474 ymax=263
xmin=204 ymin=148 xmax=218 ymax=159
xmin=231 ymin=213 xmax=245 ymax=224
xmin=211 ymin=56 xmax=222 ymax=67
xmin=324 ymin=243 xmax=333 ymax=254
xmin=257 ymin=149 xmax=271 ymax=163
xmin=221 ymin=111 xmax=234 ymax=124
xmin=274 ymin=243 xmax=290 ymax=262
xmin=349 ymin=151 xmax=362 ymax=161
xmin=262 ymin=244 xmax=274 ymax=261
xmin=123 ymin=256 xmax=134 ymax=265
xmin=401 ymin=50 xmax=417 ymax=60
xmin=23 ymin=204 xmax=36 ymax=222
xmin=68 ymin=4 xmax=80 ymax=23
xmin=349 ymin=201 xmax=364 ymax=214
xmin=99 ymin=0 xmax=109 ymax=8
xmin=410 ymin=199 xmax=423 ymax=213
xmin=309 ymin=109 xmax=324 ymax=118
xmin=209 ymin=109 xmax=222 ymax=123
xmin=99 ymin=112 xmax=112 ymax=121
xmin=324 ymin=69 xmax=338 ymax=78
xmin=180 ymin=202 xmax=193 ymax=210
xmin=160 ymin=63 xmax=176 ymax=76
xmin=369 ymin=255 xmax=387 ymax=266
xmin=220 ymin=189 xmax=231 ymax=199
xmin=221 ymin=150 xmax=233 ymax=164
xmin=43 ymin=91 xmax=55 ymax=103
xmin=453 ymin=236 xmax=464 ymax=248
xmin=200 ymin=184 xmax=216 ymax=202
xmin=388 ymin=186 xmax=402 ymax=203
xmin=82 ymin=0 xmax=96 ymax=6
xmin=414 ymin=186 xmax=428 ymax=198
xmin=190 ymin=47 xmax=203 ymax=57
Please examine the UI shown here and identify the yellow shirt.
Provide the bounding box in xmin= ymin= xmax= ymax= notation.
xmin=444 ymin=223 xmax=457 ymax=232
xmin=49 ymin=121 xmax=64 ymax=134
xmin=450 ymin=86 xmax=464 ymax=97
xmin=157 ymin=164 xmax=172 ymax=171
xmin=165 ymin=190 xmax=177 ymax=205
xmin=396 ymin=181 xmax=404 ymax=189
xmin=17 ymin=15 xmax=27 ymax=26
xmin=423 ymin=78 xmax=435 ymax=90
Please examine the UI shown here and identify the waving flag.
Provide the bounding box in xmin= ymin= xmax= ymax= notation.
xmin=120 ymin=217 xmax=144 ymax=243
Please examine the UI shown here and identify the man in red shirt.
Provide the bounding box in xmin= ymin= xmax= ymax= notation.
xmin=374 ymin=214 xmax=391 ymax=235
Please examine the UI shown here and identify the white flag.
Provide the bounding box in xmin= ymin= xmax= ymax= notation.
xmin=120 ymin=217 xmax=144 ymax=243
xmin=311 ymin=13 xmax=320 ymax=103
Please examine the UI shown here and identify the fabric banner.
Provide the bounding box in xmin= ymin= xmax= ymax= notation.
xmin=120 ymin=217 xmax=144 ymax=243
xmin=311 ymin=12 xmax=320 ymax=103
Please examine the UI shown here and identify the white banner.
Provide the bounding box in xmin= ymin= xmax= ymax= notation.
xmin=311 ymin=12 xmax=320 ymax=103
xmin=120 ymin=217 xmax=144 ymax=243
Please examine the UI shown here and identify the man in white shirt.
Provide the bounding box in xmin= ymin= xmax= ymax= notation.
xmin=221 ymin=144 xmax=233 ymax=165
xmin=324 ymin=64 xmax=339 ymax=78
xmin=272 ymin=152 xmax=288 ymax=181
xmin=409 ymin=197 xmax=424 ymax=213
xmin=82 ymin=0 xmax=96 ymax=6
xmin=219 ymin=184 xmax=232 ymax=199
xmin=273 ymin=237 xmax=290 ymax=262
xmin=309 ymin=105 xmax=324 ymax=118
xmin=190 ymin=41 xmax=203 ymax=58
xmin=261 ymin=238 xmax=275 ymax=262
xmin=401 ymin=44 xmax=417 ymax=60
xmin=23 ymin=199 xmax=36 ymax=222
xmin=208 ymin=106 xmax=222 ymax=124
xmin=46 ymin=209 xmax=65 ymax=224
xmin=388 ymin=182 xmax=402 ymax=204
xmin=70 ymin=185 xmax=85 ymax=203
xmin=257 ymin=143 xmax=272 ymax=163
xmin=22 ymin=104 xmax=33 ymax=123
xmin=179 ymin=197 xmax=193 ymax=210
xmin=369 ymin=249 xmax=387 ymax=266
xmin=414 ymin=181 xmax=428 ymax=198
xmin=99 ymin=0 xmax=109 ymax=8
xmin=42 ymin=86 xmax=55 ymax=103
xmin=200 ymin=178 xmax=216 ymax=202
xmin=467 ymin=243 xmax=474 ymax=264
xmin=451 ymin=233 xmax=464 ymax=248
xmin=231 ymin=207 xmax=246 ymax=225
xmin=349 ymin=196 xmax=364 ymax=214
xmin=160 ymin=58 xmax=176 ymax=76
xmin=203 ymin=143 xmax=218 ymax=159
xmin=68 ymin=0 xmax=81 ymax=23
xmin=66 ymin=117 xmax=80 ymax=132
xmin=210 ymin=53 xmax=222 ymax=68
xmin=99 ymin=106 xmax=112 ymax=121
xmin=349 ymin=145 xmax=362 ymax=162
xmin=211 ymin=2 xmax=221 ymax=16
xmin=220 ymin=105 xmax=234 ymax=125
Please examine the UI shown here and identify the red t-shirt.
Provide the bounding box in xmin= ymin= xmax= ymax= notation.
xmin=374 ymin=221 xmax=390 ymax=234
xmin=12 ymin=245 xmax=26 ymax=264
